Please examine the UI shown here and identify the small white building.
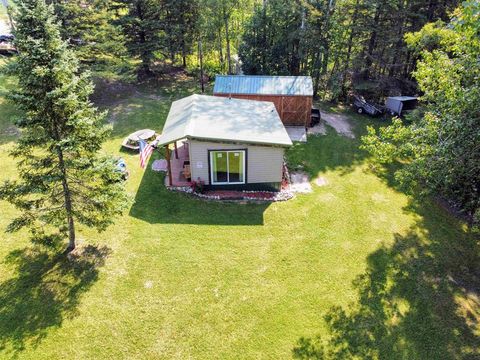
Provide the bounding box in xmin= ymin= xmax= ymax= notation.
xmin=156 ymin=94 xmax=292 ymax=191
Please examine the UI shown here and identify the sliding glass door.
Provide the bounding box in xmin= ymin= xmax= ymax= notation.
xmin=210 ymin=150 xmax=245 ymax=185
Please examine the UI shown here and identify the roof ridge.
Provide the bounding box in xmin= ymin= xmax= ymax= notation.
xmin=184 ymin=94 xmax=198 ymax=136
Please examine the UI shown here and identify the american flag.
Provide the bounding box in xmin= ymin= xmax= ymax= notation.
xmin=139 ymin=139 xmax=154 ymax=169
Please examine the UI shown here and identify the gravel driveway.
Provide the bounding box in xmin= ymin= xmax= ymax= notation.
xmin=320 ymin=111 xmax=355 ymax=138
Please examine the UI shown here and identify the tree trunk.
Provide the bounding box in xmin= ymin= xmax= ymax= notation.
xmin=182 ymin=39 xmax=187 ymax=67
xmin=389 ymin=2 xmax=406 ymax=77
xmin=198 ymin=40 xmax=205 ymax=93
xmin=55 ymin=144 xmax=76 ymax=252
xmin=318 ymin=1 xmax=334 ymax=93
xmin=136 ymin=3 xmax=151 ymax=77
xmin=261 ymin=3 xmax=267 ymax=72
xmin=223 ymin=6 xmax=232 ymax=74
xmin=218 ymin=29 xmax=224 ymax=72
xmin=52 ymin=120 xmax=76 ymax=253
xmin=341 ymin=0 xmax=360 ymax=99
xmin=403 ymin=50 xmax=412 ymax=78
xmin=364 ymin=3 xmax=381 ymax=79
xmin=313 ymin=50 xmax=322 ymax=98
xmin=64 ymin=189 xmax=76 ymax=252
xmin=321 ymin=42 xmax=329 ymax=79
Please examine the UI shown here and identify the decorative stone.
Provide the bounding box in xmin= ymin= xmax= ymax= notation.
xmin=314 ymin=176 xmax=328 ymax=186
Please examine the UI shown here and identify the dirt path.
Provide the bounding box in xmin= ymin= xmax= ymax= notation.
xmin=320 ymin=111 xmax=355 ymax=138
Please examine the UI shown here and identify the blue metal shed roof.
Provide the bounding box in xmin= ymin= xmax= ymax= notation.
xmin=214 ymin=75 xmax=313 ymax=96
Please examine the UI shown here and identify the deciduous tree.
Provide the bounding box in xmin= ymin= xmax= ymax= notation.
xmin=361 ymin=1 xmax=480 ymax=226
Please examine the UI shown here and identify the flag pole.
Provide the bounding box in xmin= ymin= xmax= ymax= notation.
xmin=165 ymin=144 xmax=173 ymax=186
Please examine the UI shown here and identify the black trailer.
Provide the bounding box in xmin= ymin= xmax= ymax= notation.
xmin=353 ymin=95 xmax=384 ymax=116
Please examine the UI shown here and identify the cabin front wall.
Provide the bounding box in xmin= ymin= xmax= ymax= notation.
xmin=188 ymin=139 xmax=285 ymax=191
xmin=213 ymin=93 xmax=312 ymax=127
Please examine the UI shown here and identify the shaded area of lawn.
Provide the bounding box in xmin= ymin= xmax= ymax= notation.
xmin=92 ymin=74 xmax=208 ymax=141
xmin=129 ymin=154 xmax=269 ymax=225
xmin=293 ymin=201 xmax=480 ymax=359
xmin=287 ymin=128 xmax=367 ymax=177
xmin=0 ymin=59 xmax=20 ymax=145
xmin=291 ymin=104 xmax=479 ymax=360
xmin=0 ymin=245 xmax=110 ymax=356
xmin=287 ymin=103 xmax=387 ymax=178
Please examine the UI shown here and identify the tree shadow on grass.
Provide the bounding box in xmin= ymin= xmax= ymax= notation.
xmin=0 ymin=87 xmax=21 ymax=146
xmin=129 ymin=159 xmax=269 ymax=225
xmin=288 ymin=102 xmax=396 ymax=179
xmin=286 ymin=127 xmax=369 ymax=177
xmin=92 ymin=75 xmax=203 ymax=141
xmin=0 ymin=245 xmax=111 ymax=357
xmin=293 ymin=202 xmax=480 ymax=359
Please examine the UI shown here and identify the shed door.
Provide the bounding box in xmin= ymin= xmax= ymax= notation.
xmin=281 ymin=96 xmax=308 ymax=126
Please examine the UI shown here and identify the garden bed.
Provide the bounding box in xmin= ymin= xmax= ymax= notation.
xmin=167 ymin=186 xmax=294 ymax=202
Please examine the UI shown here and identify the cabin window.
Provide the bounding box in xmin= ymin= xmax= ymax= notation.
xmin=210 ymin=150 xmax=245 ymax=185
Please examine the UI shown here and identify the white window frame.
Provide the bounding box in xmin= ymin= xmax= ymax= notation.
xmin=209 ymin=150 xmax=246 ymax=185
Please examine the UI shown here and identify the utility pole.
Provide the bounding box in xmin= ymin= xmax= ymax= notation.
xmin=198 ymin=40 xmax=205 ymax=93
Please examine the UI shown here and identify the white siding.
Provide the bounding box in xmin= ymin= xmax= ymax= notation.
xmin=188 ymin=140 xmax=285 ymax=185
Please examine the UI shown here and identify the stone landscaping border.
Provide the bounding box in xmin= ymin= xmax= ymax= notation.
xmin=164 ymin=160 xmax=298 ymax=202
xmin=167 ymin=186 xmax=294 ymax=202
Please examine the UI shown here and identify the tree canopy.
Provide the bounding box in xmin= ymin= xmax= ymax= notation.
xmin=361 ymin=0 xmax=480 ymax=226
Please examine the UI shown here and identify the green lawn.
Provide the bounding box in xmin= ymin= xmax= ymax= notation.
xmin=0 ymin=61 xmax=478 ymax=359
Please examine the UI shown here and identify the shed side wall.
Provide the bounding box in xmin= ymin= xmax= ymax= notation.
xmin=189 ymin=140 xmax=285 ymax=185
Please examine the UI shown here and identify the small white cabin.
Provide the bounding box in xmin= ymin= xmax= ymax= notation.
xmin=156 ymin=95 xmax=292 ymax=191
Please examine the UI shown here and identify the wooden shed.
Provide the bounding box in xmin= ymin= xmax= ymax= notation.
xmin=213 ymin=75 xmax=314 ymax=127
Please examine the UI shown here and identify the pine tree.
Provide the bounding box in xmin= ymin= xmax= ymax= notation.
xmin=115 ymin=0 xmax=162 ymax=77
xmin=163 ymin=0 xmax=199 ymax=67
xmin=50 ymin=0 xmax=128 ymax=71
xmin=0 ymin=0 xmax=130 ymax=252
xmin=239 ymin=0 xmax=304 ymax=75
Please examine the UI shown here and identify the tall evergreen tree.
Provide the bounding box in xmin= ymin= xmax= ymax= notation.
xmin=115 ymin=0 xmax=162 ymax=77
xmin=163 ymin=0 xmax=199 ymax=67
xmin=239 ymin=0 xmax=303 ymax=75
xmin=50 ymin=0 xmax=127 ymax=70
xmin=0 ymin=0 xmax=130 ymax=252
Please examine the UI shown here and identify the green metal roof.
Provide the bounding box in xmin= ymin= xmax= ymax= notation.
xmin=214 ymin=75 xmax=313 ymax=96
xmin=157 ymin=95 xmax=293 ymax=147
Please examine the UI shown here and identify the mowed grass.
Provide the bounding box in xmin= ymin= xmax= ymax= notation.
xmin=0 ymin=61 xmax=478 ymax=359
